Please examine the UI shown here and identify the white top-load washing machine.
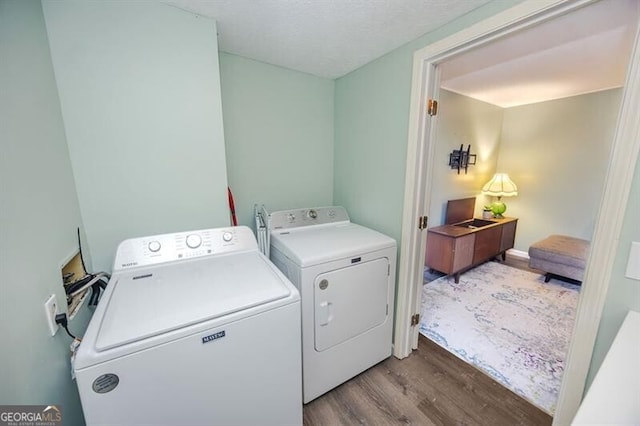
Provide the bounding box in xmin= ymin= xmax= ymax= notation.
xmin=74 ymin=226 xmax=302 ymax=426
xmin=267 ymin=207 xmax=396 ymax=403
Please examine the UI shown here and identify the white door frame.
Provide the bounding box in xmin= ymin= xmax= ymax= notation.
xmin=394 ymin=0 xmax=640 ymax=424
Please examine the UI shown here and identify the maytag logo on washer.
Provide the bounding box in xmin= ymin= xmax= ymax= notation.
xmin=202 ymin=330 xmax=225 ymax=344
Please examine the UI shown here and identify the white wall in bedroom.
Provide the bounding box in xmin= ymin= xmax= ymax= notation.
xmin=430 ymin=88 xmax=622 ymax=252
xmin=429 ymin=89 xmax=503 ymax=227
xmin=498 ymin=88 xmax=622 ymax=251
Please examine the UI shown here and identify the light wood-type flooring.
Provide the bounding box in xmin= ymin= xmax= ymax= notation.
xmin=303 ymin=256 xmax=553 ymax=426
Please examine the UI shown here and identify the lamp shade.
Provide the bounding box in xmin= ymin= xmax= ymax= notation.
xmin=482 ymin=173 xmax=518 ymax=197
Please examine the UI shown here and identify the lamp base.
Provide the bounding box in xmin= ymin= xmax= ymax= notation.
xmin=490 ymin=201 xmax=507 ymax=218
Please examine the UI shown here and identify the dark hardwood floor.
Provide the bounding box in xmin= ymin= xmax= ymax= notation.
xmin=303 ymin=335 xmax=551 ymax=426
xmin=304 ymin=255 xmax=552 ymax=426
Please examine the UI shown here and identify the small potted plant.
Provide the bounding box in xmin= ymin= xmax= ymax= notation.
xmin=482 ymin=206 xmax=493 ymax=219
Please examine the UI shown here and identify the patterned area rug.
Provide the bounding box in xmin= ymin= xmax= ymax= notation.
xmin=420 ymin=261 xmax=580 ymax=415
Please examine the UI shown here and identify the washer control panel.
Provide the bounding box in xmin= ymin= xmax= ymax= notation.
xmin=269 ymin=206 xmax=350 ymax=230
xmin=113 ymin=226 xmax=257 ymax=271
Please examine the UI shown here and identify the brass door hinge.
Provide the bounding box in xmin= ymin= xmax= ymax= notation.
xmin=418 ymin=216 xmax=428 ymax=230
xmin=411 ymin=313 xmax=420 ymax=326
xmin=427 ymin=99 xmax=438 ymax=116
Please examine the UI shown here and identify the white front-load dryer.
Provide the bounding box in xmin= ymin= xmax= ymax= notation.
xmin=268 ymin=207 xmax=396 ymax=403
xmin=74 ymin=226 xmax=302 ymax=425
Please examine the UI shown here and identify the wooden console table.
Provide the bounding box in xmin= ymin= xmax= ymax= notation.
xmin=425 ymin=217 xmax=518 ymax=283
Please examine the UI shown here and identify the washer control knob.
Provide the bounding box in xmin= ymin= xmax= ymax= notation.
xmin=308 ymin=209 xmax=318 ymax=219
xmin=222 ymin=231 xmax=233 ymax=242
xmin=186 ymin=234 xmax=202 ymax=249
xmin=148 ymin=240 xmax=161 ymax=253
xmin=287 ymin=213 xmax=296 ymax=223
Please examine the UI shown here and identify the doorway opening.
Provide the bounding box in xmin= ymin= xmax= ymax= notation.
xmin=394 ymin=0 xmax=640 ymax=424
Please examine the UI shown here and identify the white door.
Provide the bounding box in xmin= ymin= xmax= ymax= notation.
xmin=314 ymin=258 xmax=389 ymax=351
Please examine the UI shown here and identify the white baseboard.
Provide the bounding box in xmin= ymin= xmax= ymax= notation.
xmin=507 ymin=249 xmax=529 ymax=260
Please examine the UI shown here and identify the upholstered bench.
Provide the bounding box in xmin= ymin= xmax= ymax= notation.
xmin=529 ymin=235 xmax=590 ymax=283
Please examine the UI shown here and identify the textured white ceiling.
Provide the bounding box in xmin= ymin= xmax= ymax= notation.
xmin=166 ymin=0 xmax=492 ymax=79
xmin=165 ymin=0 xmax=638 ymax=107
xmin=440 ymin=0 xmax=639 ymax=107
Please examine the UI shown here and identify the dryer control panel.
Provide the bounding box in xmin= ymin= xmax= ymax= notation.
xmin=269 ymin=206 xmax=350 ymax=230
xmin=112 ymin=226 xmax=258 ymax=271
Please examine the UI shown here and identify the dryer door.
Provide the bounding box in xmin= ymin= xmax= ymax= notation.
xmin=314 ymin=257 xmax=389 ymax=352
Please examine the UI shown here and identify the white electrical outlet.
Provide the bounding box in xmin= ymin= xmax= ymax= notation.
xmin=44 ymin=294 xmax=59 ymax=336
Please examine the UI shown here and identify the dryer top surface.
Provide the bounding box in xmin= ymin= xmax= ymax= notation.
xmin=270 ymin=222 xmax=396 ymax=267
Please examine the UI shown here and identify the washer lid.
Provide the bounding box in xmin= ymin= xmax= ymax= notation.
xmin=270 ymin=222 xmax=396 ymax=267
xmin=95 ymin=251 xmax=291 ymax=351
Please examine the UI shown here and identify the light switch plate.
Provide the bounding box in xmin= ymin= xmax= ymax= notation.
xmin=44 ymin=294 xmax=58 ymax=336
xmin=625 ymin=241 xmax=640 ymax=281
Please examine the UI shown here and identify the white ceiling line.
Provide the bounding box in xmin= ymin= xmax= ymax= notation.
xmin=165 ymin=0 xmax=492 ymax=79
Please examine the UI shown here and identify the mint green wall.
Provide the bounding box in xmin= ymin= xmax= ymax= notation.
xmin=42 ymin=1 xmax=229 ymax=272
xmin=334 ymin=0 xmax=523 ymax=242
xmin=498 ymin=89 xmax=622 ymax=251
xmin=0 ymin=1 xmax=89 ymax=424
xmin=4 ymin=0 xmax=632 ymax=420
xmin=587 ymin=156 xmax=640 ymax=387
xmin=219 ymin=53 xmax=334 ymax=227
xmin=429 ymin=89 xmax=503 ymax=226
xmin=333 ymin=45 xmax=413 ymax=239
